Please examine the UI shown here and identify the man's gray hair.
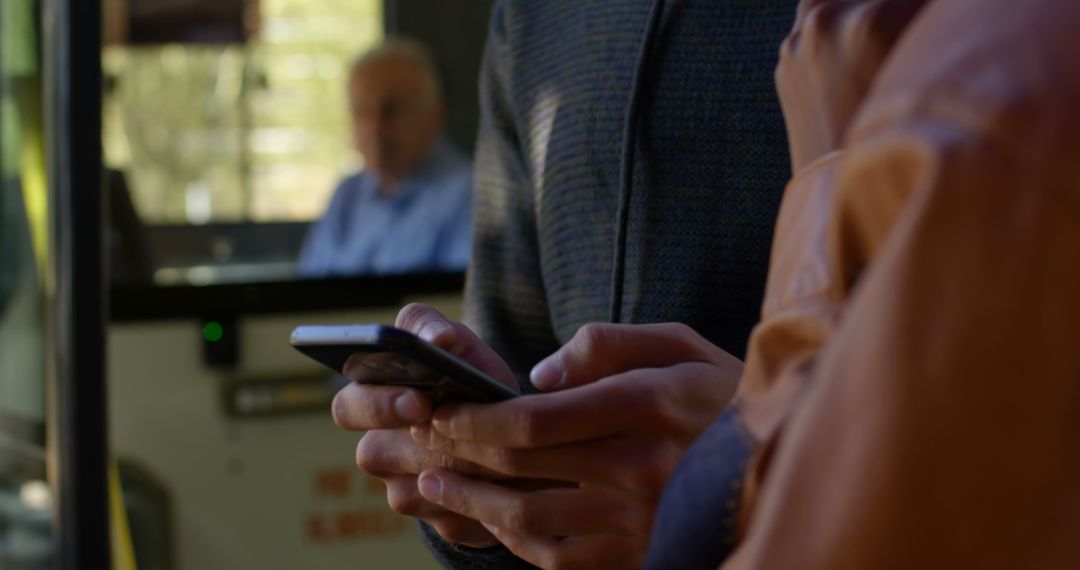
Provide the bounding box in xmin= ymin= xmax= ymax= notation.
xmin=351 ymin=37 xmax=443 ymax=102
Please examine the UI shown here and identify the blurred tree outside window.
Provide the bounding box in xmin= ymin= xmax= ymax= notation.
xmin=2 ymin=0 xmax=55 ymax=566
xmin=103 ymin=0 xmax=383 ymax=225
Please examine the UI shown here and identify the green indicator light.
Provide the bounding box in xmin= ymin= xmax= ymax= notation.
xmin=203 ymin=321 xmax=225 ymax=343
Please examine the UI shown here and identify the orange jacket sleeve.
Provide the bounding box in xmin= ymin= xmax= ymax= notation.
xmin=726 ymin=0 xmax=1080 ymax=567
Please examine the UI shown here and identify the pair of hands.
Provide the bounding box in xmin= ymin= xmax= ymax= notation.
xmin=332 ymin=303 xmax=743 ymax=569
xmin=329 ymin=3 xmax=933 ymax=567
xmin=777 ymin=0 xmax=930 ymax=173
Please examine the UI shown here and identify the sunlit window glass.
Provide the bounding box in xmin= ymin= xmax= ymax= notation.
xmin=1 ymin=0 xmax=55 ymax=566
xmin=103 ymin=0 xmax=383 ymax=225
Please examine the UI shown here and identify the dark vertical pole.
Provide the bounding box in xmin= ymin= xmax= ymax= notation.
xmin=44 ymin=0 xmax=110 ymax=566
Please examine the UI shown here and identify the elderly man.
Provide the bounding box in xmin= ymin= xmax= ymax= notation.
xmin=298 ymin=38 xmax=472 ymax=277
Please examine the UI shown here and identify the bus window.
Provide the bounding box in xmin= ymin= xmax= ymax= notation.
xmin=1 ymin=0 xmax=54 ymax=565
xmin=104 ymin=0 xmax=384 ymax=286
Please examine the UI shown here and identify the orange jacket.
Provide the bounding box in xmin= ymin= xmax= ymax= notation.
xmin=728 ymin=0 xmax=1080 ymax=567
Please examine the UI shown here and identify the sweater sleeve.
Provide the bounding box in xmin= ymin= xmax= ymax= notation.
xmin=420 ymin=522 xmax=538 ymax=570
xmin=462 ymin=0 xmax=560 ymax=385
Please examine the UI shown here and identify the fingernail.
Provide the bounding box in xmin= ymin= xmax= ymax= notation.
xmin=417 ymin=320 xmax=453 ymax=344
xmin=430 ymin=405 xmax=454 ymax=435
xmin=418 ymin=473 xmax=443 ymax=502
xmin=410 ymin=424 xmax=432 ymax=447
xmin=529 ymin=353 xmax=563 ymax=390
xmin=394 ymin=392 xmax=426 ymax=423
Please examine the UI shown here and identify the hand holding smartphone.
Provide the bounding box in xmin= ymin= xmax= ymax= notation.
xmin=290 ymin=324 xmax=518 ymax=403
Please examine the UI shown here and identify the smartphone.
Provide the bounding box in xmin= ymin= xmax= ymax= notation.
xmin=289 ymin=324 xmax=518 ymax=403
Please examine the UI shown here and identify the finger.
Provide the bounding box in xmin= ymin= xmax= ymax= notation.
xmin=396 ymin=303 xmax=459 ymax=349
xmin=428 ymin=517 xmax=500 ymax=549
xmin=396 ymin=302 xmax=487 ymax=361
xmin=396 ymin=302 xmax=517 ymax=387
xmin=793 ymin=0 xmax=872 ymax=50
xmin=356 ymin=429 xmax=502 ymax=480
xmin=397 ymin=302 xmax=464 ymax=351
xmin=794 ymin=0 xmax=863 ymax=26
xmin=804 ymin=0 xmax=926 ymax=62
xmin=794 ymin=0 xmax=829 ymax=22
xmin=382 ymin=475 xmax=499 ymax=547
xmin=332 ymin=381 xmax=432 ymax=429
xmin=529 ymin=322 xmax=729 ymax=391
xmin=861 ymin=0 xmax=931 ymax=46
xmin=383 ymin=474 xmax=450 ymax=518
xmin=413 ymin=428 xmax=682 ymax=496
xmin=431 ymin=363 xmax=729 ymax=447
xmin=482 ymin=524 xmax=648 ymax=570
xmin=417 ymin=469 xmax=653 ymax=537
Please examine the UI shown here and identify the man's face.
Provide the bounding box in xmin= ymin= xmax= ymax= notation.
xmin=349 ymin=57 xmax=445 ymax=184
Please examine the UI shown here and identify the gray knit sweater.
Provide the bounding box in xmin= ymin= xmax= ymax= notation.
xmin=423 ymin=0 xmax=797 ymax=567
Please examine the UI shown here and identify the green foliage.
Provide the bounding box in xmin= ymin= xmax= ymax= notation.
xmin=104 ymin=0 xmax=383 ymax=223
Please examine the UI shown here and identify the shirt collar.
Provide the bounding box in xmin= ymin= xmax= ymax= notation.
xmin=365 ymin=137 xmax=457 ymax=204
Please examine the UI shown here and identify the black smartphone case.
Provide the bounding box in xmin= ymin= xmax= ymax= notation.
xmin=292 ymin=326 xmax=517 ymax=403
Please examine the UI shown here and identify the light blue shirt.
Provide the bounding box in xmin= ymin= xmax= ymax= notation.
xmin=297 ymin=139 xmax=473 ymax=277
